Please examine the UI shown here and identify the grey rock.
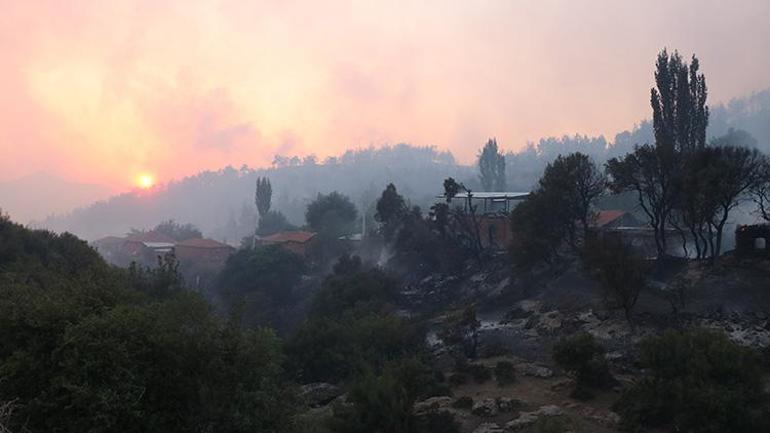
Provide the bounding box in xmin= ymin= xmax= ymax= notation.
xmin=505 ymin=405 xmax=564 ymax=431
xmin=495 ymin=397 xmax=523 ymax=412
xmin=300 ymin=383 xmax=343 ymax=407
xmin=414 ymin=396 xmax=453 ymax=415
xmin=515 ymin=362 xmax=554 ymax=378
xmin=472 ymin=422 xmax=504 ymax=433
xmin=471 ymin=398 xmax=498 ymax=417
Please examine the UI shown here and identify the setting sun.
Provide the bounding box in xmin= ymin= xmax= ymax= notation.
xmin=136 ymin=173 xmax=155 ymax=189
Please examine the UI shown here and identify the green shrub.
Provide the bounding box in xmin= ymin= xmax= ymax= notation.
xmin=389 ymin=357 xmax=451 ymax=400
xmin=467 ymin=364 xmax=492 ymax=384
xmin=495 ymin=361 xmax=516 ymax=386
xmin=287 ymin=262 xmax=424 ymax=384
xmin=552 ymin=332 xmax=613 ymax=399
xmin=287 ymin=313 xmax=422 ymax=383
xmin=534 ymin=415 xmax=571 ymax=433
xmin=328 ymin=366 xmax=459 ymax=433
xmin=309 ymin=268 xmax=400 ymax=319
xmin=328 ymin=370 xmax=413 ymax=433
xmin=614 ymin=329 xmax=770 ymax=433
xmin=415 ymin=410 xmax=460 ymax=433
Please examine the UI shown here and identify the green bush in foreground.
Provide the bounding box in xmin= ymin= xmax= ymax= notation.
xmin=495 ymin=361 xmax=516 ymax=386
xmin=552 ymin=332 xmax=613 ymax=399
xmin=328 ymin=361 xmax=459 ymax=433
xmin=0 ymin=218 xmax=296 ymax=433
xmin=614 ymin=329 xmax=770 ymax=433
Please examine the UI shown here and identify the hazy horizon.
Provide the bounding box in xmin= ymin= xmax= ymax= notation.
xmin=2 ymin=0 xmax=770 ymax=194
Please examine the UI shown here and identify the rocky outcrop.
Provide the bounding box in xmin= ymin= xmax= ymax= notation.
xmin=505 ymin=405 xmax=564 ymax=431
xmin=472 ymin=422 xmax=504 ymax=433
xmin=413 ymin=396 xmax=453 ymax=415
xmin=471 ymin=398 xmax=498 ymax=417
xmin=495 ymin=397 xmax=523 ymax=413
xmin=514 ymin=362 xmax=554 ymax=378
xmin=300 ymin=383 xmax=343 ymax=407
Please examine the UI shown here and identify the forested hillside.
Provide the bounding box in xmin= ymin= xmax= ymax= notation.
xmin=37 ymin=88 xmax=770 ymax=241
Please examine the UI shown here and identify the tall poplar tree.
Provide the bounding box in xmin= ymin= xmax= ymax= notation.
xmin=478 ymin=138 xmax=506 ymax=191
xmin=255 ymin=177 xmax=272 ymax=219
xmin=607 ymin=49 xmax=708 ymax=259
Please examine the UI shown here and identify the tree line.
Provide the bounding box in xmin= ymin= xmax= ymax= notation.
xmin=510 ymin=49 xmax=770 ymax=266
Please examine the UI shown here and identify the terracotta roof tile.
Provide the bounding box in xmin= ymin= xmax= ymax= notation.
xmin=261 ymin=231 xmax=316 ymax=244
xmin=592 ymin=210 xmax=627 ymax=227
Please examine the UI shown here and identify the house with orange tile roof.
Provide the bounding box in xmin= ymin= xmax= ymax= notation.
xmin=259 ymin=230 xmax=317 ymax=256
xmin=175 ymin=238 xmax=235 ymax=264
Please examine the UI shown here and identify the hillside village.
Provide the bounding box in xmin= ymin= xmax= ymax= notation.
xmin=3 ymin=47 xmax=770 ymax=433
xmin=52 ymin=51 xmax=770 ymax=433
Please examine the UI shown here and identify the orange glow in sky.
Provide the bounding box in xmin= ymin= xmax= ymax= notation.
xmin=1 ymin=1 xmax=770 ymax=192
xmin=136 ymin=173 xmax=155 ymax=189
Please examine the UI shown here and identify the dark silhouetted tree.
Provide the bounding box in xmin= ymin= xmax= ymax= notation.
xmin=256 ymin=210 xmax=295 ymax=236
xmin=704 ymin=142 xmax=764 ymax=257
xmin=510 ymin=152 xmax=604 ymax=265
xmin=442 ymin=178 xmax=483 ymax=254
xmin=306 ymin=191 xmax=358 ymax=238
xmin=607 ymin=49 xmax=709 ymax=259
xmin=538 ymin=153 xmax=605 ymax=243
xmin=255 ymin=177 xmax=272 ymax=219
xmin=584 ymin=236 xmax=647 ymax=324
xmin=375 ymin=183 xmax=408 ymax=241
xmin=478 ymin=138 xmax=506 ymax=191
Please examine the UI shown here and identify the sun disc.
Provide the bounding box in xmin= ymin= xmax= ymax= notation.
xmin=136 ymin=173 xmax=155 ymax=189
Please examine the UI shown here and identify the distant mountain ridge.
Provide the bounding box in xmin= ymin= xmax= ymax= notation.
xmin=38 ymin=88 xmax=770 ymax=242
xmin=40 ymin=145 xmax=471 ymax=241
xmin=0 ymin=172 xmax=111 ymax=225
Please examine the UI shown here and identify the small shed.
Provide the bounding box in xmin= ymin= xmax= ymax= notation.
xmin=437 ymin=191 xmax=530 ymax=214
xmin=735 ymin=224 xmax=770 ymax=258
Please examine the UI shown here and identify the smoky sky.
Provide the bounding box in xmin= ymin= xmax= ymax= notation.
xmin=1 ymin=0 xmax=769 ymax=190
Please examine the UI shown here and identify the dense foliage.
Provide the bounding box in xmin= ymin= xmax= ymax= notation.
xmin=256 ymin=210 xmax=295 ymax=236
xmin=0 ymin=216 xmax=296 ymax=433
xmin=374 ymin=183 xmax=471 ymax=277
xmin=215 ymin=244 xmax=305 ymax=329
xmin=510 ymin=152 xmax=604 ymax=266
xmin=327 ymin=359 xmax=458 ymax=433
xmin=375 ymin=183 xmax=408 ymax=241
xmin=305 ymin=191 xmax=358 ymax=238
xmin=287 ymin=264 xmax=421 ymax=383
xmin=615 ymin=329 xmax=770 ymax=433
